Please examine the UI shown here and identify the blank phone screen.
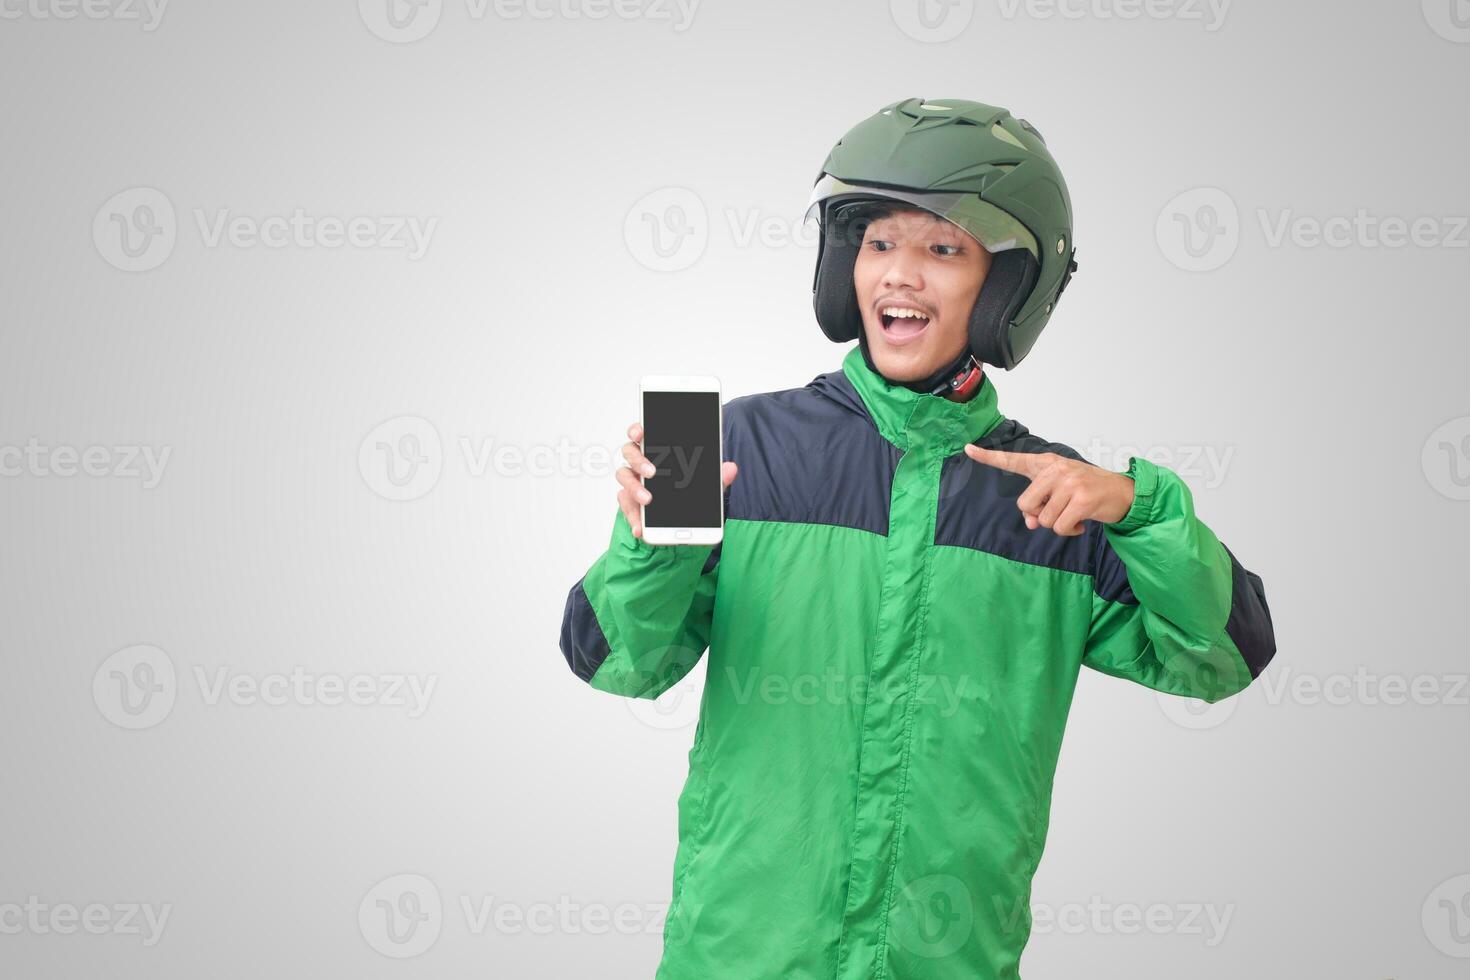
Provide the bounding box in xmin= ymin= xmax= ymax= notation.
xmin=642 ymin=391 xmax=722 ymax=529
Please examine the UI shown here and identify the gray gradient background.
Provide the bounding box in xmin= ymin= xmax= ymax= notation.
xmin=1 ymin=0 xmax=1467 ymax=976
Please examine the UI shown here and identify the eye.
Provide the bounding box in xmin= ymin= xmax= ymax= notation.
xmin=932 ymin=243 xmax=961 ymax=256
xmin=866 ymin=239 xmax=893 ymax=252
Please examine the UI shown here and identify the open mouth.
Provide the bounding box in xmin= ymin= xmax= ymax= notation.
xmin=880 ymin=306 xmax=931 ymax=342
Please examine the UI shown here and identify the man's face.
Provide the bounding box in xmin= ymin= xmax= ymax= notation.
xmin=852 ymin=208 xmax=993 ymax=383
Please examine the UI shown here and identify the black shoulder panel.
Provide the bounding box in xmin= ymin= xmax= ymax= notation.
xmin=723 ymin=370 xmax=899 ymax=536
xmin=934 ymin=419 xmax=1101 ymax=575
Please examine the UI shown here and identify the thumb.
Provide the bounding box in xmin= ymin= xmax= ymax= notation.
xmin=721 ymin=461 xmax=739 ymax=487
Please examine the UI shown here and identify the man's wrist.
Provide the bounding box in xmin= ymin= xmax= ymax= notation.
xmin=1107 ymin=456 xmax=1159 ymax=534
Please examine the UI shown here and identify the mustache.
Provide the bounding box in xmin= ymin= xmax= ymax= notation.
xmin=874 ymin=297 xmax=936 ymax=318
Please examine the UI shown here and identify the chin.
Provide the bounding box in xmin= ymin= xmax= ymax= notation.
xmin=864 ymin=320 xmax=965 ymax=383
xmin=872 ymin=354 xmax=929 ymax=382
xmin=869 ymin=337 xmax=945 ymax=382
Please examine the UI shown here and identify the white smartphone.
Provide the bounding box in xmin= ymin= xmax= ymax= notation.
xmin=639 ymin=375 xmax=724 ymax=546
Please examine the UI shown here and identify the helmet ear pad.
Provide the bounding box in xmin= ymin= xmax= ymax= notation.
xmin=812 ymin=209 xmax=865 ymax=343
xmin=967 ymin=248 xmax=1039 ymax=370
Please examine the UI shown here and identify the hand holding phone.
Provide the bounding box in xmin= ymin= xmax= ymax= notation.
xmin=615 ymin=377 xmax=737 ymax=544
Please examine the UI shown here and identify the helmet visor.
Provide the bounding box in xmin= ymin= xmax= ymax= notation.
xmin=803 ymin=173 xmax=1039 ymax=259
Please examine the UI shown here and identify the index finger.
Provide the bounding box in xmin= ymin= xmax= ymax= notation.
xmin=627 ymin=422 xmax=643 ymax=441
xmin=963 ymin=444 xmax=1044 ymax=478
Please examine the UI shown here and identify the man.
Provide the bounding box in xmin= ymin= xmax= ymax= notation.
xmin=559 ymin=98 xmax=1276 ymax=980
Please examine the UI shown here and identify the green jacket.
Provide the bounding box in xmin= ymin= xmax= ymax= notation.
xmin=559 ymin=346 xmax=1276 ymax=979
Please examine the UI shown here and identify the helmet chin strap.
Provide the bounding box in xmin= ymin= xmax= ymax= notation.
xmin=857 ymin=329 xmax=985 ymax=400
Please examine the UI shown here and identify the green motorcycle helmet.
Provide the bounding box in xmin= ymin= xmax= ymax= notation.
xmin=805 ymin=98 xmax=1079 ymax=373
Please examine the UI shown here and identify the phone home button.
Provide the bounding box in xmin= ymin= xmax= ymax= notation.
xmin=675 ymin=529 xmax=693 ymax=540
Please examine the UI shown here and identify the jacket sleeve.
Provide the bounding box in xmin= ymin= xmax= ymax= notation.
xmin=558 ymin=508 xmax=719 ymax=699
xmin=1082 ymin=456 xmax=1276 ymax=703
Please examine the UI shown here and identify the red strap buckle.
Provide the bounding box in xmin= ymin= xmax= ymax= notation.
xmin=948 ymin=363 xmax=984 ymax=400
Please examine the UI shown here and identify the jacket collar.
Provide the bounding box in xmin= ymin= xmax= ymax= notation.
xmin=839 ymin=344 xmax=1005 ymax=453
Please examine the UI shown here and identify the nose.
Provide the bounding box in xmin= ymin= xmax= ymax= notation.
xmin=880 ymin=243 xmax=925 ymax=294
